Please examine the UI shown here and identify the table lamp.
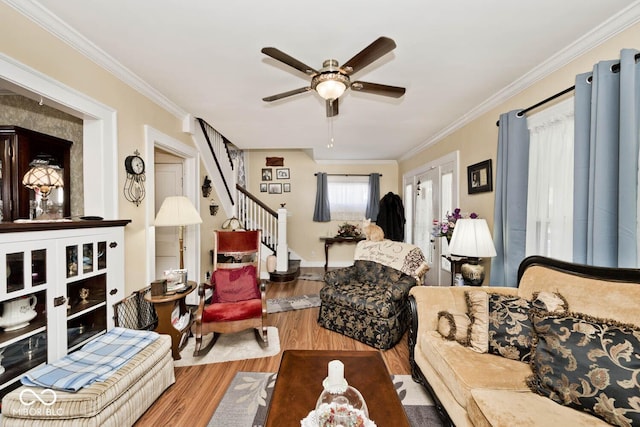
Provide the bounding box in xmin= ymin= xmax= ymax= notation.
xmin=154 ymin=196 xmax=202 ymax=269
xmin=448 ymin=218 xmax=497 ymax=286
xmin=22 ymin=164 xmax=64 ymax=219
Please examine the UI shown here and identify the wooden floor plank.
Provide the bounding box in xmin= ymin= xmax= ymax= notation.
xmin=134 ymin=277 xmax=411 ymax=427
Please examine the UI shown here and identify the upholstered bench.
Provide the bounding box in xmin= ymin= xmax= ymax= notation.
xmin=1 ymin=334 xmax=174 ymax=426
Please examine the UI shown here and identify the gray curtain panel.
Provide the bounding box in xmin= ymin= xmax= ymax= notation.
xmin=573 ymin=49 xmax=640 ymax=268
xmin=313 ymin=172 xmax=331 ymax=222
xmin=491 ymin=110 xmax=530 ymax=287
xmin=365 ymin=173 xmax=381 ymax=221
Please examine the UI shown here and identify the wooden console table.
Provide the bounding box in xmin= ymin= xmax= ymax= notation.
xmin=320 ymin=236 xmax=365 ymax=271
xmin=144 ymin=281 xmax=196 ymax=360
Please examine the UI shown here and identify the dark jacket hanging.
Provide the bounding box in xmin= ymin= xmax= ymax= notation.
xmin=376 ymin=192 xmax=405 ymax=241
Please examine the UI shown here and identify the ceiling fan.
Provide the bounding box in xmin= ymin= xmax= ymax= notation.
xmin=261 ymin=36 xmax=406 ymax=117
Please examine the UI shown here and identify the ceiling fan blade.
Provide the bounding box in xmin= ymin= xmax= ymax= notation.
xmin=350 ymin=81 xmax=406 ymax=98
xmin=341 ymin=37 xmax=397 ymax=75
xmin=261 ymin=47 xmax=318 ymax=75
xmin=326 ymin=99 xmax=339 ymax=117
xmin=262 ymin=87 xmax=312 ymax=102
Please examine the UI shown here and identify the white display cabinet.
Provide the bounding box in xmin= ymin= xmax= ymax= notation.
xmin=0 ymin=220 xmax=129 ymax=404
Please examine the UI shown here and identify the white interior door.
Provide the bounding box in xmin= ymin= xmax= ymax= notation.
xmin=405 ymin=152 xmax=458 ymax=286
xmin=155 ymin=162 xmax=183 ymax=279
xmin=414 ymin=168 xmax=439 ymax=286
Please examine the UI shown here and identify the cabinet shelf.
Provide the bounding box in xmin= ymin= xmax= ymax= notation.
xmin=0 ymin=319 xmax=46 ymax=347
xmin=67 ymin=300 xmax=106 ymax=320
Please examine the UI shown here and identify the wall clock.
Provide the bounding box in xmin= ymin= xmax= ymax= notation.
xmin=124 ymin=149 xmax=146 ymax=206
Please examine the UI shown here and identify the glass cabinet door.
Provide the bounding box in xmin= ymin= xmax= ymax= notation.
xmin=0 ymin=245 xmax=50 ymax=401
xmin=63 ymin=238 xmax=109 ymax=352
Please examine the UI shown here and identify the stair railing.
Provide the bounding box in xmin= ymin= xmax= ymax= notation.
xmin=196 ymin=117 xmax=234 ymax=205
xmin=236 ymin=184 xmax=278 ymax=253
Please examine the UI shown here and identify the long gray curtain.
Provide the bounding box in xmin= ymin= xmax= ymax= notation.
xmin=491 ymin=110 xmax=530 ymax=286
xmin=365 ymin=173 xmax=380 ymax=221
xmin=573 ymin=49 xmax=640 ymax=267
xmin=313 ymin=172 xmax=331 ymax=222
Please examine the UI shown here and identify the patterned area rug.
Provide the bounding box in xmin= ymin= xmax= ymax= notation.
xmin=266 ymin=294 xmax=321 ymax=313
xmin=208 ymin=371 xmax=444 ymax=427
xmin=174 ymin=327 xmax=280 ymax=367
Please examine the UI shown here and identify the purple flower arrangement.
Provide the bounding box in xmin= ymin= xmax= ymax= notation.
xmin=432 ymin=208 xmax=478 ymax=241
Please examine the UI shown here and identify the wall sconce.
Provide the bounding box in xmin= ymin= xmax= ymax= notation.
xmin=202 ymin=175 xmax=212 ymax=198
xmin=209 ymin=200 xmax=219 ymax=216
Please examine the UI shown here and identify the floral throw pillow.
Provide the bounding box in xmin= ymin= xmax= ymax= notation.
xmin=466 ymin=291 xmax=567 ymax=361
xmin=528 ymin=312 xmax=640 ymax=427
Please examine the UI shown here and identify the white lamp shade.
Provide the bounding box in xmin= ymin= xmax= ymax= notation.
xmin=155 ymin=196 xmax=202 ymax=226
xmin=448 ymin=218 xmax=497 ymax=258
xmin=22 ymin=166 xmax=64 ymax=190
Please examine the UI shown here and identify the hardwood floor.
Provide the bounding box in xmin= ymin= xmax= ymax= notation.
xmin=134 ymin=276 xmax=411 ymax=427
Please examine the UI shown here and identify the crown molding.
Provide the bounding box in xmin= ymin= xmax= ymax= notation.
xmin=400 ymin=0 xmax=640 ymax=161
xmin=3 ymin=0 xmax=189 ymax=120
xmin=315 ymin=159 xmax=398 ymax=165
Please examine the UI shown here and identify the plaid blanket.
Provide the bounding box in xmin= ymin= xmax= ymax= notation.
xmin=22 ymin=327 xmax=159 ymax=392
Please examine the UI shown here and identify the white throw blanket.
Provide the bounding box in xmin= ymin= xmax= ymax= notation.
xmin=354 ymin=240 xmax=429 ymax=281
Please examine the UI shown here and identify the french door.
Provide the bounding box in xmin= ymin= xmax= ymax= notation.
xmin=404 ymin=152 xmax=458 ymax=286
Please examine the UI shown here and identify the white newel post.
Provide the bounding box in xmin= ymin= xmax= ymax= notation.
xmin=276 ymin=208 xmax=288 ymax=271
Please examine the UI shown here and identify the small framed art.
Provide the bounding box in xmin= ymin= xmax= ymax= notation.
xmin=467 ymin=159 xmax=493 ymax=194
xmin=260 ymin=183 xmax=267 ymax=192
xmin=283 ymin=183 xmax=291 ymax=192
xmin=261 ymin=168 xmax=273 ymax=181
xmin=268 ymin=183 xmax=282 ymax=194
xmin=276 ymin=168 xmax=290 ymax=179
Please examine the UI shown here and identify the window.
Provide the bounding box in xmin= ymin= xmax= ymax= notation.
xmin=525 ymin=98 xmax=574 ymax=261
xmin=327 ymin=175 xmax=369 ymax=221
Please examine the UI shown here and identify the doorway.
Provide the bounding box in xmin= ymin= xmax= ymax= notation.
xmin=144 ymin=125 xmax=200 ymax=305
xmin=404 ymin=152 xmax=458 ymax=286
xmin=154 ymin=154 xmax=184 ymax=279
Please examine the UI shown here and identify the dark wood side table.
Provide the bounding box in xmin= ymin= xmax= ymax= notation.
xmin=320 ymin=236 xmax=365 ymax=271
xmin=144 ymin=281 xmax=196 ymax=360
xmin=265 ymin=350 xmax=410 ymax=427
xmin=442 ymin=255 xmax=469 ymax=286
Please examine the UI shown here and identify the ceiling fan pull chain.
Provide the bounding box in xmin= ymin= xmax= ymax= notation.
xmin=327 ymin=115 xmax=335 ymax=148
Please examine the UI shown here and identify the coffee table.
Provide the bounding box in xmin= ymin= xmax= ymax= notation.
xmin=265 ymin=350 xmax=410 ymax=426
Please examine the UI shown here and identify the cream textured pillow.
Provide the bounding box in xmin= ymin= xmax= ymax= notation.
xmin=465 ymin=290 xmax=568 ymax=361
xmin=437 ymin=311 xmax=471 ymax=345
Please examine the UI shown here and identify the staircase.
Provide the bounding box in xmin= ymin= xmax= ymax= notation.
xmin=193 ymin=118 xmax=299 ymax=281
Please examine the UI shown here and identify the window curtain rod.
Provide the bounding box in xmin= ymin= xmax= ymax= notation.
xmin=495 ymin=85 xmax=575 ymax=126
xmin=313 ymin=173 xmax=382 ymax=177
xmin=495 ymin=52 xmax=640 ymax=127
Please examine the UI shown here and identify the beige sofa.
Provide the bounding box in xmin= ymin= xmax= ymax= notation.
xmin=408 ymin=255 xmax=640 ymax=427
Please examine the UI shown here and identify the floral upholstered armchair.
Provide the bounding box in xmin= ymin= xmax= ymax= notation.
xmin=317 ymin=240 xmax=428 ymax=349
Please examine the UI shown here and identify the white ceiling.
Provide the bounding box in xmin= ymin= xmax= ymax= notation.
xmin=8 ymin=0 xmax=640 ymax=160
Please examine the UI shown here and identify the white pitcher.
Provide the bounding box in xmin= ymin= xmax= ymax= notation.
xmin=0 ymin=295 xmax=37 ymax=331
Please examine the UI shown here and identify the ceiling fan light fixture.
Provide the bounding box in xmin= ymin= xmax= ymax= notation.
xmin=314 ymin=77 xmax=348 ymax=100
xmin=311 ymin=60 xmax=350 ymax=100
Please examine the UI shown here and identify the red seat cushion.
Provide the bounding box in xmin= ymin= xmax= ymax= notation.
xmin=212 ymin=265 xmax=260 ymax=303
xmin=202 ymin=298 xmax=262 ymax=322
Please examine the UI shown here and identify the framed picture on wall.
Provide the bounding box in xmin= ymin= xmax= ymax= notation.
xmin=268 ymin=183 xmax=282 ymax=194
xmin=262 ymin=168 xmax=273 ymax=181
xmin=283 ymin=183 xmax=291 ymax=192
xmin=467 ymin=159 xmax=493 ymax=194
xmin=260 ymin=183 xmax=267 ymax=192
xmin=276 ymin=168 xmax=290 ymax=179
